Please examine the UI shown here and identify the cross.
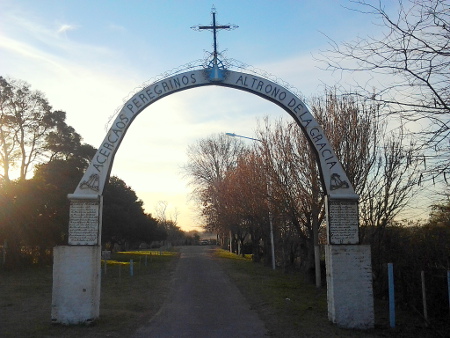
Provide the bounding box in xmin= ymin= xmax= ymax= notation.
xmin=192 ymin=6 xmax=238 ymax=61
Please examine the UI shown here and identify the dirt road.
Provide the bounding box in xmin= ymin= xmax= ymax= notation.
xmin=133 ymin=246 xmax=268 ymax=337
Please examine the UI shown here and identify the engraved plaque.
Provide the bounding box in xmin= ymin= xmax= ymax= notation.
xmin=327 ymin=199 xmax=359 ymax=245
xmin=68 ymin=200 xmax=100 ymax=245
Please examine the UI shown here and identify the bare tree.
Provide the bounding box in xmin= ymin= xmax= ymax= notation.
xmin=155 ymin=200 xmax=169 ymax=225
xmin=0 ymin=76 xmax=64 ymax=181
xmin=0 ymin=77 xmax=15 ymax=182
xmin=154 ymin=200 xmax=184 ymax=245
xmin=309 ymin=89 xmax=380 ymax=193
xmin=219 ymin=152 xmax=268 ymax=259
xmin=321 ymin=0 xmax=450 ymax=180
xmin=184 ymin=133 xmax=246 ymax=187
xmin=363 ymin=130 xmax=420 ymax=228
xmin=257 ymin=117 xmax=324 ymax=276
xmin=183 ymin=133 xmax=247 ymax=235
xmin=255 ymin=89 xmax=420 ymax=279
xmin=312 ymin=90 xmax=421 ymax=232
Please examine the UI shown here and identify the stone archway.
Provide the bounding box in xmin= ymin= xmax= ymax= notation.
xmin=51 ymin=67 xmax=374 ymax=329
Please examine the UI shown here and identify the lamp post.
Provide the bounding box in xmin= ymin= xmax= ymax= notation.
xmin=226 ymin=132 xmax=276 ymax=270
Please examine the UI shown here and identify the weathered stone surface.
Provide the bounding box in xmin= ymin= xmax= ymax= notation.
xmin=325 ymin=245 xmax=374 ymax=329
xmin=51 ymin=246 xmax=101 ymax=324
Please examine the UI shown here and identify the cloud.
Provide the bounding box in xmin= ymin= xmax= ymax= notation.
xmin=57 ymin=24 xmax=78 ymax=34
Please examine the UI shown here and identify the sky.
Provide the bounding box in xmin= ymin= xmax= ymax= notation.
xmin=1 ymin=0 xmax=434 ymax=231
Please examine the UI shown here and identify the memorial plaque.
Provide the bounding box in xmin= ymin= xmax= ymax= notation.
xmin=327 ymin=199 xmax=359 ymax=244
xmin=68 ymin=200 xmax=100 ymax=245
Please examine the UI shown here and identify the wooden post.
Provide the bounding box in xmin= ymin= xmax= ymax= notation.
xmin=447 ymin=270 xmax=450 ymax=316
xmin=2 ymin=240 xmax=6 ymax=266
xmin=388 ymin=263 xmax=395 ymax=328
xmin=421 ymin=271 xmax=428 ymax=325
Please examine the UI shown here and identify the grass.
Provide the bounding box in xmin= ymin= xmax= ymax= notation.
xmin=213 ymin=249 xmax=349 ymax=337
xmin=0 ymin=250 xmax=179 ymax=338
xmin=1 ymin=247 xmax=448 ymax=337
xmin=213 ymin=248 xmax=449 ymax=338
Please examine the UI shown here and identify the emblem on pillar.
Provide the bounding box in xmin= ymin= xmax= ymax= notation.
xmin=330 ymin=173 xmax=349 ymax=190
xmin=80 ymin=174 xmax=100 ymax=192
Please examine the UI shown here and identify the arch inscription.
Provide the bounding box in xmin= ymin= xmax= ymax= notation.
xmin=74 ymin=69 xmax=357 ymax=200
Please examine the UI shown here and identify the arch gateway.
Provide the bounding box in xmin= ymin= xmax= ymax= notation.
xmin=51 ymin=6 xmax=372 ymax=330
xmin=51 ymin=66 xmax=374 ymax=329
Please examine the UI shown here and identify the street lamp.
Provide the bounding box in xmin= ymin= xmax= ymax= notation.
xmin=225 ymin=132 xmax=262 ymax=143
xmin=226 ymin=132 xmax=276 ymax=270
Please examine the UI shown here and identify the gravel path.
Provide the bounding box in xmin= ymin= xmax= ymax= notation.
xmin=133 ymin=246 xmax=268 ymax=338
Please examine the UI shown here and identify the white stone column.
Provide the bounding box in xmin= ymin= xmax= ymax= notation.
xmin=324 ymin=196 xmax=374 ymax=329
xmin=51 ymin=245 xmax=102 ymax=324
xmin=325 ymin=245 xmax=374 ymax=329
xmin=51 ymin=194 xmax=103 ymax=324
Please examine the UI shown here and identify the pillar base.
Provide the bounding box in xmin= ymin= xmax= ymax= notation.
xmin=325 ymin=245 xmax=374 ymax=329
xmin=51 ymin=245 xmax=101 ymax=324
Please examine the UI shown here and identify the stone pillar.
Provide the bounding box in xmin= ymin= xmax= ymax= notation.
xmin=51 ymin=245 xmax=101 ymax=324
xmin=325 ymin=197 xmax=374 ymax=329
xmin=325 ymin=245 xmax=374 ymax=329
xmin=51 ymin=194 xmax=102 ymax=324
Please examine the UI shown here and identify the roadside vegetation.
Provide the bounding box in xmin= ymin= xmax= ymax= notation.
xmin=0 ymin=250 xmax=179 ymax=337
xmin=1 ymin=247 xmax=448 ymax=337
xmin=0 ymin=77 xmax=191 ymax=270
xmin=214 ymin=248 xmax=449 ymax=338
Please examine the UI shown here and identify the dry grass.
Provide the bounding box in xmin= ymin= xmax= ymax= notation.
xmin=1 ymin=248 xmax=448 ymax=338
xmin=213 ymin=249 xmax=449 ymax=338
xmin=0 ymin=250 xmax=179 ymax=338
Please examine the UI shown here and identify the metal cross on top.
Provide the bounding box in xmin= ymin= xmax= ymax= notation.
xmin=192 ymin=6 xmax=238 ymax=64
